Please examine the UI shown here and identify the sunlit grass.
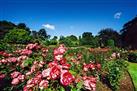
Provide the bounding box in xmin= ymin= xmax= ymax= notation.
xmin=128 ymin=62 xmax=137 ymax=90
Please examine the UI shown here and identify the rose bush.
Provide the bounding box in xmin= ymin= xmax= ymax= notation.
xmin=0 ymin=43 xmax=127 ymax=91
xmin=0 ymin=43 xmax=102 ymax=91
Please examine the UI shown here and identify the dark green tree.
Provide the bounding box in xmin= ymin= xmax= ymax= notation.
xmin=0 ymin=21 xmax=16 ymax=39
xmin=38 ymin=28 xmax=49 ymax=39
xmin=80 ymin=32 xmax=94 ymax=46
xmin=17 ymin=23 xmax=31 ymax=34
xmin=98 ymin=28 xmax=120 ymax=47
xmin=4 ymin=28 xmax=31 ymax=44
xmin=120 ymin=16 xmax=137 ymax=49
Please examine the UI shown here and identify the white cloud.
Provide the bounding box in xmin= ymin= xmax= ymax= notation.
xmin=42 ymin=24 xmax=55 ymax=30
xmin=114 ymin=12 xmax=122 ymax=19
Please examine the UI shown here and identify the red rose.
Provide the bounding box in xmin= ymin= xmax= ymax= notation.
xmin=96 ymin=63 xmax=101 ymax=70
xmin=83 ymin=63 xmax=89 ymax=71
xmin=0 ymin=74 xmax=6 ymax=79
xmin=83 ymin=76 xmax=96 ymax=91
xmin=48 ymin=61 xmax=58 ymax=68
xmin=88 ymin=63 xmax=95 ymax=70
xmin=60 ymin=70 xmax=75 ymax=86
xmin=61 ymin=63 xmax=71 ymax=69
xmin=50 ymin=66 xmax=60 ymax=79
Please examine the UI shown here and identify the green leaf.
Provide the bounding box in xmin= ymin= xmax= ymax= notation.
xmin=60 ymin=86 xmax=65 ymax=91
xmin=77 ymin=82 xmax=83 ymax=89
xmin=69 ymin=70 xmax=77 ymax=76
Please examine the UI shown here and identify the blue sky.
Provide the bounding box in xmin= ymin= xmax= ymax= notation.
xmin=0 ymin=0 xmax=137 ymax=37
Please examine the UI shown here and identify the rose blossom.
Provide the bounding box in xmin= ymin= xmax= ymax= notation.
xmin=96 ymin=63 xmax=101 ymax=70
xmin=11 ymin=71 xmax=21 ymax=78
xmin=54 ymin=55 xmax=63 ymax=61
xmin=83 ymin=63 xmax=89 ymax=71
xmin=39 ymin=80 xmax=48 ymax=89
xmin=60 ymin=70 xmax=75 ymax=86
xmin=83 ymin=76 xmax=96 ymax=91
xmin=89 ymin=63 xmax=95 ymax=70
xmin=0 ymin=74 xmax=6 ymax=79
xmin=17 ymin=75 xmax=25 ymax=82
xmin=50 ymin=66 xmax=60 ymax=79
xmin=60 ymin=58 xmax=67 ymax=64
xmin=11 ymin=78 xmax=20 ymax=85
xmin=61 ymin=63 xmax=71 ymax=69
xmin=42 ymin=68 xmax=51 ymax=78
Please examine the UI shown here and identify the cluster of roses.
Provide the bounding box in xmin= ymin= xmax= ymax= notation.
xmin=0 ymin=51 xmax=12 ymax=57
xmin=42 ymin=44 xmax=75 ymax=86
xmin=11 ymin=71 xmax=25 ymax=85
xmin=22 ymin=44 xmax=74 ymax=90
xmin=15 ymin=43 xmax=40 ymax=55
xmin=0 ymin=43 xmax=101 ymax=91
xmin=82 ymin=62 xmax=101 ymax=91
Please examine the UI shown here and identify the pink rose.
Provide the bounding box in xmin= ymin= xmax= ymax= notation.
xmin=60 ymin=70 xmax=75 ymax=86
xmin=11 ymin=71 xmax=21 ymax=78
xmin=11 ymin=78 xmax=20 ymax=85
xmin=39 ymin=80 xmax=48 ymax=89
xmin=42 ymin=68 xmax=51 ymax=78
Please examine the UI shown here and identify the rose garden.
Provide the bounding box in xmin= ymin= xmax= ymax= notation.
xmin=0 ymin=17 xmax=137 ymax=91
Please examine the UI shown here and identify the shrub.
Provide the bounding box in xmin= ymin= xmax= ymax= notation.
xmin=128 ymin=52 xmax=137 ymax=63
xmin=107 ymin=39 xmax=115 ymax=48
xmin=105 ymin=59 xmax=127 ymax=91
xmin=4 ymin=28 xmax=32 ymax=44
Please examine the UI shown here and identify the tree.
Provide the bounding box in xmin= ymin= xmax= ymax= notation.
xmin=80 ymin=32 xmax=94 ymax=46
xmin=107 ymin=39 xmax=115 ymax=48
xmin=52 ymin=36 xmax=58 ymax=40
xmin=120 ymin=16 xmax=137 ymax=49
xmin=66 ymin=35 xmax=78 ymax=46
xmin=0 ymin=21 xmax=16 ymax=39
xmin=4 ymin=28 xmax=32 ymax=44
xmin=98 ymin=28 xmax=120 ymax=47
xmin=17 ymin=23 xmax=31 ymax=34
xmin=59 ymin=36 xmax=71 ymax=47
xmin=67 ymin=35 xmax=78 ymax=41
xmin=32 ymin=29 xmax=50 ymax=41
xmin=50 ymin=36 xmax=58 ymax=45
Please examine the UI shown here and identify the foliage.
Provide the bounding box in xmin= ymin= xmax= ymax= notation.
xmin=105 ymin=59 xmax=127 ymax=91
xmin=128 ymin=52 xmax=137 ymax=63
xmin=120 ymin=16 xmax=137 ymax=49
xmin=80 ymin=32 xmax=94 ymax=46
xmin=0 ymin=20 xmax=16 ymax=39
xmin=4 ymin=28 xmax=32 ymax=44
xmin=98 ymin=28 xmax=120 ymax=47
xmin=107 ymin=39 xmax=115 ymax=48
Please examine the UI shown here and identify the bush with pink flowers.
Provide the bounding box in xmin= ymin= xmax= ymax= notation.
xmin=0 ymin=43 xmax=128 ymax=91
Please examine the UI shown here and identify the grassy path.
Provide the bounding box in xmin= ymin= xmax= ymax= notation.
xmin=128 ymin=62 xmax=137 ymax=90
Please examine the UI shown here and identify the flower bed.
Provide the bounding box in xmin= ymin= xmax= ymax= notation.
xmin=0 ymin=43 xmax=130 ymax=91
xmin=0 ymin=43 xmax=102 ymax=91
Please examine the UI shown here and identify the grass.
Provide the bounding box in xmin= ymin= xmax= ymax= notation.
xmin=128 ymin=62 xmax=137 ymax=90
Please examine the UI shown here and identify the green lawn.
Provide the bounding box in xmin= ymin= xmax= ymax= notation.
xmin=128 ymin=62 xmax=137 ymax=90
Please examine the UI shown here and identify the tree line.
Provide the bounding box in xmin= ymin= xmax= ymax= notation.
xmin=0 ymin=16 xmax=137 ymax=49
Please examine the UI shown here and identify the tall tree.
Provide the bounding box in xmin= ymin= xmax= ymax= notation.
xmin=38 ymin=28 xmax=49 ymax=39
xmin=0 ymin=21 xmax=16 ymax=39
xmin=98 ymin=28 xmax=120 ymax=47
xmin=120 ymin=16 xmax=137 ymax=49
xmin=4 ymin=28 xmax=31 ymax=44
xmin=17 ymin=23 xmax=31 ymax=34
xmin=80 ymin=32 xmax=94 ymax=46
